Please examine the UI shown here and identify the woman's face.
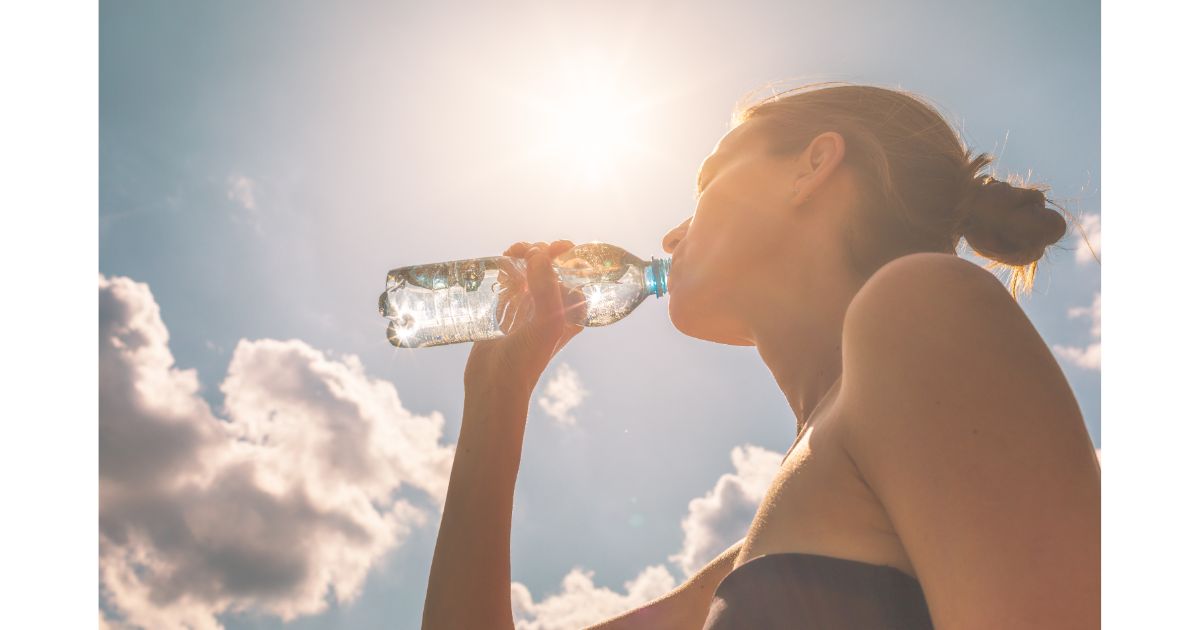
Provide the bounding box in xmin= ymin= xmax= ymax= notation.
xmin=661 ymin=118 xmax=806 ymax=345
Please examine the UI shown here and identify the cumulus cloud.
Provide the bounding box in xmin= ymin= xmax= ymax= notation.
xmin=669 ymin=445 xmax=783 ymax=576
xmin=511 ymin=430 xmax=1100 ymax=630
xmin=511 ymin=565 xmax=677 ymax=630
xmin=1053 ymin=292 xmax=1101 ymax=370
xmin=537 ymin=362 xmax=588 ymax=425
xmin=99 ymin=275 xmax=454 ymax=629
xmin=225 ymin=174 xmax=257 ymax=212
xmin=1073 ymin=212 xmax=1101 ymax=264
xmin=507 ymin=443 xmax=784 ymax=627
xmin=225 ymin=174 xmax=263 ymax=233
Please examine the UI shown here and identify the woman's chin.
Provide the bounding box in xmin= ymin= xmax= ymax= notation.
xmin=668 ymin=297 xmax=754 ymax=346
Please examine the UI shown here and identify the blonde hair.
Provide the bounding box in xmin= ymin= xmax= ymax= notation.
xmin=733 ymin=82 xmax=1072 ymax=296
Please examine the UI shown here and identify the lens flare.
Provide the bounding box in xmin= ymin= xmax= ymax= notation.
xmin=518 ymin=52 xmax=651 ymax=186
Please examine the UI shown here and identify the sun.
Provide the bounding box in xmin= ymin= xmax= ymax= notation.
xmin=521 ymin=54 xmax=650 ymax=186
xmin=544 ymin=87 xmax=639 ymax=182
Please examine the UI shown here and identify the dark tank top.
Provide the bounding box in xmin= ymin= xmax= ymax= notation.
xmin=701 ymin=552 xmax=934 ymax=629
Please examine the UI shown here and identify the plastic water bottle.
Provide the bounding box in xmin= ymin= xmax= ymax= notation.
xmin=378 ymin=242 xmax=671 ymax=348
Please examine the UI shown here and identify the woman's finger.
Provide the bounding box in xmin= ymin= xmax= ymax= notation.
xmin=547 ymin=241 xmax=575 ymax=267
xmin=506 ymin=239 xmax=573 ymax=259
xmin=503 ymin=242 xmax=532 ymax=257
xmin=525 ymin=242 xmax=550 ymax=257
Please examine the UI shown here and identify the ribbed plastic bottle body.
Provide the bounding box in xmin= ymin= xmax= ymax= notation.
xmin=378 ymin=243 xmax=669 ymax=348
xmin=378 ymin=256 xmax=515 ymax=348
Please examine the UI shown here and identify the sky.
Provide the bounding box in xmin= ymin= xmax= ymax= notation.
xmin=98 ymin=1 xmax=1100 ymax=628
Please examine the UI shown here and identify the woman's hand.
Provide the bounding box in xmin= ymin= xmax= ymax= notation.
xmin=464 ymin=239 xmax=586 ymax=397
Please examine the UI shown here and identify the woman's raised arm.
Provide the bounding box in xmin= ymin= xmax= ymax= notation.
xmin=422 ymin=384 xmax=533 ymax=630
xmin=422 ymin=240 xmax=585 ymax=629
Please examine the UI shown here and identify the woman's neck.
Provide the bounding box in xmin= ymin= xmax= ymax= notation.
xmin=749 ymin=264 xmax=862 ymax=435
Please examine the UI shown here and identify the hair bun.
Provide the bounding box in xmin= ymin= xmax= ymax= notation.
xmin=959 ymin=176 xmax=1067 ymax=266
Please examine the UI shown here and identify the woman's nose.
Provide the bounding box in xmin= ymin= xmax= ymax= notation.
xmin=662 ymin=217 xmax=692 ymax=254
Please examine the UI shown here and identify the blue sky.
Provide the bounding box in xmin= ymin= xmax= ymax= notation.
xmin=99 ymin=1 xmax=1099 ymax=627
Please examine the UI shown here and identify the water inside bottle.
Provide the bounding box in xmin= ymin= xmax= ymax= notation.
xmin=552 ymin=243 xmax=651 ymax=326
xmin=379 ymin=243 xmax=663 ymax=348
xmin=380 ymin=256 xmax=528 ymax=347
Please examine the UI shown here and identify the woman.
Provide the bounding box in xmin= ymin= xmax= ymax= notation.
xmin=422 ymin=83 xmax=1101 ymax=629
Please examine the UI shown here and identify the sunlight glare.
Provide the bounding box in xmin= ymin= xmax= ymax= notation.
xmin=524 ymin=54 xmax=648 ymax=186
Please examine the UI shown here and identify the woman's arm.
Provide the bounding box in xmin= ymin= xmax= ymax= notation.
xmin=421 ymin=240 xmax=585 ymax=630
xmin=840 ymin=253 xmax=1100 ymax=630
xmin=422 ymin=383 xmax=532 ymax=630
xmin=583 ymin=536 xmax=746 ymax=629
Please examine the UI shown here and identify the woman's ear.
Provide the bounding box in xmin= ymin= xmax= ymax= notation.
xmin=790 ymin=131 xmax=847 ymax=206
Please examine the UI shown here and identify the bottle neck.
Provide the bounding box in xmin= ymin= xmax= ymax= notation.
xmin=644 ymin=256 xmax=671 ymax=299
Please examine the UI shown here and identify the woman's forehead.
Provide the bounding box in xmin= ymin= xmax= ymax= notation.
xmin=698 ymin=120 xmax=765 ymax=177
xmin=715 ymin=121 xmax=752 ymax=153
xmin=713 ymin=119 xmax=769 ymax=157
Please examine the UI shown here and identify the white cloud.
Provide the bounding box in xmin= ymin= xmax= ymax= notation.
xmin=537 ymin=362 xmax=588 ymax=425
xmin=1054 ymin=344 xmax=1100 ymax=370
xmin=225 ymin=174 xmax=257 ymax=212
xmin=511 ymin=564 xmax=677 ymax=630
xmin=1070 ymin=294 xmax=1102 ymax=339
xmin=669 ymin=444 xmax=783 ymax=576
xmin=97 ymin=275 xmax=784 ymax=629
xmin=99 ymin=275 xmax=454 ymax=629
xmin=225 ymin=174 xmax=263 ymax=233
xmin=507 ymin=443 xmax=784 ymax=627
xmin=1073 ymin=212 xmax=1101 ymax=264
xmin=1053 ymin=292 xmax=1101 ymax=370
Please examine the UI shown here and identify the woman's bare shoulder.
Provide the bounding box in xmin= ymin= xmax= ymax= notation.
xmin=853 ymin=252 xmax=1008 ymax=306
xmin=837 ymin=250 xmax=1087 ymax=473
xmin=843 ymin=252 xmax=1031 ymax=348
xmin=839 ymin=250 xmax=1066 ymax=424
xmin=833 ymin=253 xmax=1099 ymax=628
